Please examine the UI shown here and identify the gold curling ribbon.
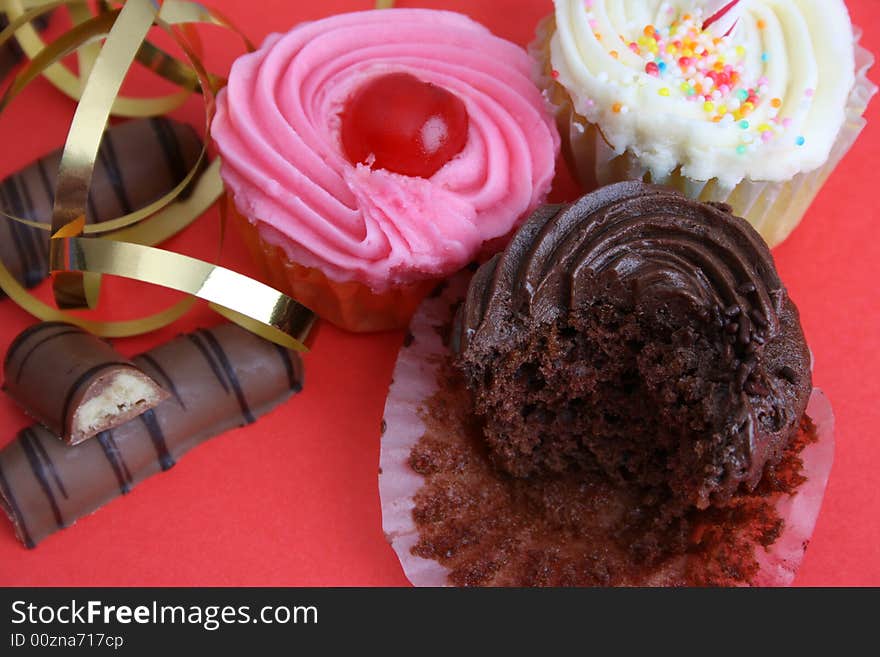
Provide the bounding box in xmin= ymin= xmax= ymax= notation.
xmin=0 ymin=0 xmax=203 ymax=333
xmin=2 ymin=0 xmax=236 ymax=116
xmin=0 ymin=0 xmax=314 ymax=350
xmin=50 ymin=0 xmax=158 ymax=308
xmin=50 ymin=222 xmax=313 ymax=349
xmin=3 ymin=1 xmax=193 ymax=117
xmin=51 ymin=218 xmax=313 ymax=350
xmin=0 ymin=258 xmax=197 ymax=336
xmin=0 ymin=4 xmax=212 ymax=237
xmin=375 ymin=1 xmax=395 ymax=8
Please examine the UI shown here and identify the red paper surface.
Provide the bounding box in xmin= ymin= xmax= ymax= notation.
xmin=0 ymin=0 xmax=876 ymax=586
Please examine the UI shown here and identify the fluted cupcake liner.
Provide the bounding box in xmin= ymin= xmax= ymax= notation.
xmin=379 ymin=271 xmax=835 ymax=587
xmin=229 ymin=198 xmax=435 ymax=333
xmin=531 ymin=17 xmax=877 ymax=248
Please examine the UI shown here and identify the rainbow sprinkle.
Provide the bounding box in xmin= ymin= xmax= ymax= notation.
xmin=585 ymin=6 xmax=806 ymax=154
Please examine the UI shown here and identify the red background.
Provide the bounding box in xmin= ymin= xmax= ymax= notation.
xmin=0 ymin=0 xmax=876 ymax=586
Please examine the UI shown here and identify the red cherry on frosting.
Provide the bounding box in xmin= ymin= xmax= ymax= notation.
xmin=340 ymin=72 xmax=469 ymax=178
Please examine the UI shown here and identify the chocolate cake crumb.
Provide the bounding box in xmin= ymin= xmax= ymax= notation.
xmin=409 ymin=360 xmax=817 ymax=587
xmin=402 ymin=184 xmax=817 ymax=587
xmin=453 ymin=183 xmax=811 ymax=515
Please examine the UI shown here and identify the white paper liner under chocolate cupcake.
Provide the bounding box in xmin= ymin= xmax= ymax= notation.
xmin=380 ymin=271 xmax=834 ymax=587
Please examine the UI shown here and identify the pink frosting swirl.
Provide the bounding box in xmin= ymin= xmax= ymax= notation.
xmin=212 ymin=9 xmax=559 ymax=292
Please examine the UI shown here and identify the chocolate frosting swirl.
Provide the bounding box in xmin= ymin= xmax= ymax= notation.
xmin=456 ymin=181 xmax=783 ymax=354
xmin=453 ymin=181 xmax=811 ymax=507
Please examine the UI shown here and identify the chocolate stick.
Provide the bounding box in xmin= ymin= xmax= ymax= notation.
xmin=0 ymin=117 xmax=203 ymax=292
xmin=0 ymin=323 xmax=304 ymax=548
xmin=3 ymin=323 xmax=169 ymax=445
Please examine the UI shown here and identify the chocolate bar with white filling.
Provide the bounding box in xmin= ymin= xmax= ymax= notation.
xmin=0 ymin=323 xmax=303 ymax=548
xmin=3 ymin=322 xmax=169 ymax=444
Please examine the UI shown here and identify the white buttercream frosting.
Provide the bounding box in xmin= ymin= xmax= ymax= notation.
xmin=549 ymin=0 xmax=856 ymax=186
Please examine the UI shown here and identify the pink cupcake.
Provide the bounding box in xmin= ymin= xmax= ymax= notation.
xmin=212 ymin=9 xmax=559 ymax=331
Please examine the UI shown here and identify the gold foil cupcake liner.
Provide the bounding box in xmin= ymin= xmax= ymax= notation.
xmin=531 ymin=17 xmax=877 ymax=248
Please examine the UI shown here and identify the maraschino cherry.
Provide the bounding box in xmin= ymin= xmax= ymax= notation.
xmin=341 ymin=72 xmax=469 ymax=178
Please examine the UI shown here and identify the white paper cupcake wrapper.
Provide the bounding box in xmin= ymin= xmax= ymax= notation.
xmin=379 ymin=271 xmax=835 ymax=587
xmin=752 ymin=388 xmax=835 ymax=586
xmin=379 ymin=276 xmax=472 ymax=588
xmin=530 ymin=18 xmax=877 ymax=248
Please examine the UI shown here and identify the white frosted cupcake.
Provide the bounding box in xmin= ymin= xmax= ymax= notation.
xmin=532 ymin=0 xmax=876 ymax=246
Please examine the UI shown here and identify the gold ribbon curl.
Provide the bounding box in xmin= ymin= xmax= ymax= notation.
xmin=3 ymin=0 xmax=193 ymax=116
xmin=0 ymin=0 xmax=314 ymax=351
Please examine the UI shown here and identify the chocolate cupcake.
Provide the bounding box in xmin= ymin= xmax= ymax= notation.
xmin=452 ymin=181 xmax=811 ymax=513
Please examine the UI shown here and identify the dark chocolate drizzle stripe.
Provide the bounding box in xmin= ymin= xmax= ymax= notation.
xmin=3 ymin=177 xmax=42 ymax=277
xmin=197 ymin=329 xmax=255 ymax=424
xmin=0 ymin=181 xmax=33 ymax=283
xmin=4 ymin=205 xmax=30 ymax=279
xmin=18 ymin=429 xmax=65 ymax=529
xmin=137 ymin=353 xmax=186 ymax=409
xmin=4 ymin=321 xmax=74 ymax=370
xmin=0 ymin=463 xmax=35 ymax=549
xmin=29 ymin=430 xmax=67 ymax=499
xmin=96 ymin=430 xmax=133 ymax=494
xmin=33 ymin=158 xmax=59 ymax=247
xmin=15 ymin=173 xmax=48 ymax=283
xmin=98 ymin=131 xmax=134 ymax=214
xmin=139 ymin=409 xmax=175 ymax=471
xmin=186 ymin=333 xmax=230 ymax=393
xmin=60 ymin=361 xmax=139 ymax=436
xmin=13 ymin=327 xmax=85 ymax=383
xmin=273 ymin=343 xmax=301 ymax=392
xmin=150 ymin=117 xmax=188 ymax=185
xmin=35 ymin=157 xmax=55 ymax=212
xmin=86 ymin=188 xmax=100 ymax=224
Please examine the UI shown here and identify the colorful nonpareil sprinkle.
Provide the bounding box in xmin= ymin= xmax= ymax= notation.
xmin=579 ymin=4 xmax=807 ymax=154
